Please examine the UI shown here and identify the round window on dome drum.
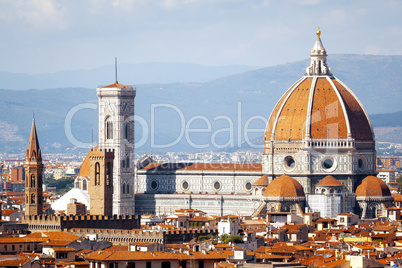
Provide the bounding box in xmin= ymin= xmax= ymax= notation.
xmin=321 ymin=157 xmax=337 ymax=172
xmin=213 ymin=181 xmax=221 ymax=191
xmin=181 ymin=181 xmax=189 ymax=190
xmin=284 ymin=156 xmax=296 ymax=171
xmin=245 ymin=182 xmax=252 ymax=191
xmin=358 ymin=156 xmax=366 ymax=170
xmin=150 ymin=180 xmax=158 ymax=190
xmin=323 ymin=158 xmax=333 ymax=169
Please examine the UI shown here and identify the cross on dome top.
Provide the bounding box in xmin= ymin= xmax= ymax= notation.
xmin=306 ymin=27 xmax=332 ymax=76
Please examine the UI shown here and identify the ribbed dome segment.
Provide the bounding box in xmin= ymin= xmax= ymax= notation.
xmin=253 ymin=175 xmax=269 ymax=186
xmin=78 ymin=154 xmax=91 ymax=178
xmin=78 ymin=146 xmax=99 ymax=178
xmin=355 ymin=176 xmax=391 ymax=197
xmin=264 ymin=73 xmax=373 ymax=142
xmin=316 ymin=176 xmax=343 ymax=187
xmin=263 ymin=174 xmax=305 ymax=197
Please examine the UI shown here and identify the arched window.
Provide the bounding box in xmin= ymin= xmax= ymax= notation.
xmin=74 ymin=180 xmax=79 ymax=188
xmin=127 ymin=184 xmax=130 ymax=194
xmin=122 ymin=184 xmax=126 ymax=194
xmin=126 ymin=156 xmax=130 ymax=168
xmin=31 ymin=194 xmax=35 ymax=204
xmin=106 ymin=117 xmax=113 ymax=140
xmin=82 ymin=179 xmax=87 ymax=191
xmin=106 ymin=162 xmax=112 ymax=186
xmin=31 ymin=175 xmax=35 ymax=188
xmin=95 ymin=162 xmax=100 ymax=185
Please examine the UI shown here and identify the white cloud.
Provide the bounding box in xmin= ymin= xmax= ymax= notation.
xmin=1 ymin=0 xmax=67 ymax=30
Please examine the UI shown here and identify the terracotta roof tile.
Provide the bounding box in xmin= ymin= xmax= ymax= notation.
xmin=85 ymin=250 xmax=228 ymax=261
xmin=102 ymin=82 xmax=133 ymax=89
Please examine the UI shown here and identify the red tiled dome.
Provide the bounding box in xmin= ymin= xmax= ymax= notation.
xmin=263 ymin=174 xmax=305 ymax=197
xmin=355 ymin=176 xmax=391 ymax=197
xmin=264 ymin=32 xmax=373 ymax=144
xmin=316 ymin=176 xmax=343 ymax=187
xmin=78 ymin=146 xmax=99 ymax=178
xmin=264 ymin=77 xmax=373 ymax=142
xmin=253 ymin=175 xmax=269 ymax=186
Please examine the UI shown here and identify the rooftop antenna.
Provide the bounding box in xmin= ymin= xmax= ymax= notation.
xmin=115 ymin=57 xmax=118 ymax=83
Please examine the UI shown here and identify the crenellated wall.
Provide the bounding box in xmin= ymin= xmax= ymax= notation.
xmin=22 ymin=214 xmax=140 ymax=232
xmin=66 ymin=228 xmax=217 ymax=245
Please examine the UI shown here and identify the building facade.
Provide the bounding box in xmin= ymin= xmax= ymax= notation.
xmin=132 ymin=30 xmax=393 ymax=218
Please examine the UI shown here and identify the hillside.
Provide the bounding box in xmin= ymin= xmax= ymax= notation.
xmin=0 ymin=54 xmax=401 ymax=154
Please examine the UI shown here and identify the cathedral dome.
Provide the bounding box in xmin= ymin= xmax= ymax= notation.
xmin=316 ymin=176 xmax=343 ymax=187
xmin=253 ymin=175 xmax=269 ymax=186
xmin=264 ymin=31 xmax=374 ymax=142
xmin=78 ymin=146 xmax=98 ymax=178
xmin=263 ymin=174 xmax=305 ymax=197
xmin=355 ymin=176 xmax=391 ymax=197
xmin=78 ymin=155 xmax=90 ymax=178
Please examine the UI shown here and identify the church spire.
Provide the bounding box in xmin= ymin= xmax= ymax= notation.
xmin=306 ymin=27 xmax=332 ymax=76
xmin=26 ymin=117 xmax=42 ymax=162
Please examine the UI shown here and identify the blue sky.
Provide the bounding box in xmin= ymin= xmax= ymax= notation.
xmin=0 ymin=0 xmax=401 ymax=74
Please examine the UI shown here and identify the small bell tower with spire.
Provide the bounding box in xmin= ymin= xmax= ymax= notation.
xmin=24 ymin=117 xmax=43 ymax=216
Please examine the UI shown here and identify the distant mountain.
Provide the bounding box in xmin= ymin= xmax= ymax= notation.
xmin=0 ymin=55 xmax=401 ymax=155
xmin=370 ymin=110 xmax=402 ymax=127
xmin=0 ymin=63 xmax=260 ymax=90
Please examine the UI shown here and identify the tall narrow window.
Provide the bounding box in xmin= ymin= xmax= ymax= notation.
xmin=82 ymin=179 xmax=87 ymax=191
xmin=124 ymin=123 xmax=129 ymax=140
xmin=126 ymin=156 xmax=130 ymax=168
xmin=106 ymin=118 xmax=113 ymax=140
xmin=127 ymin=184 xmax=130 ymax=194
xmin=95 ymin=162 xmax=100 ymax=185
xmin=31 ymin=194 xmax=35 ymax=204
xmin=106 ymin=162 xmax=112 ymax=186
xmin=31 ymin=175 xmax=35 ymax=187
xmin=122 ymin=184 xmax=126 ymax=194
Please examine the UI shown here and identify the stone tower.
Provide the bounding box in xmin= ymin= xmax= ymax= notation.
xmin=88 ymin=147 xmax=115 ymax=216
xmin=24 ymin=118 xmax=43 ymax=216
xmin=97 ymin=81 xmax=136 ymax=215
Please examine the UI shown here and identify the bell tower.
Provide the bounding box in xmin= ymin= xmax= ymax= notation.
xmin=24 ymin=118 xmax=43 ymax=216
xmin=88 ymin=147 xmax=115 ymax=216
xmin=97 ymin=80 xmax=136 ymax=215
